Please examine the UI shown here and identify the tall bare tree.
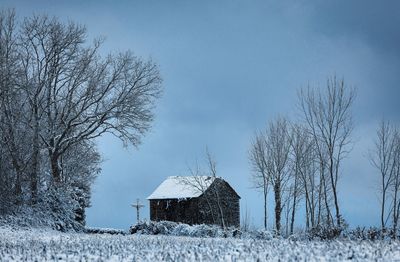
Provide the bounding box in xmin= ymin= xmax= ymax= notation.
xmin=288 ymin=124 xmax=309 ymax=234
xmin=19 ymin=16 xmax=162 ymax=185
xmin=299 ymin=76 xmax=355 ymax=227
xmin=249 ymin=131 xmax=270 ymax=229
xmin=369 ymin=120 xmax=399 ymax=234
xmin=391 ymin=130 xmax=400 ymax=238
xmin=297 ymin=133 xmax=319 ymax=230
xmin=0 ymin=10 xmax=162 ymax=227
xmin=264 ymin=117 xmax=292 ymax=234
xmin=250 ymin=118 xmax=292 ymax=234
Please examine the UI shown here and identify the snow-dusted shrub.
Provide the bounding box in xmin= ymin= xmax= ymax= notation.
xmin=130 ymin=220 xmax=177 ymax=235
xmin=85 ymin=227 xmax=127 ymax=235
xmin=184 ymin=224 xmax=221 ymax=238
xmin=130 ymin=221 xmax=272 ymax=240
xmin=343 ymin=226 xmax=400 ymax=241
xmin=307 ymin=217 xmax=348 ymax=240
xmin=307 ymin=226 xmax=342 ymax=240
xmin=170 ymin=223 xmax=193 ymax=236
xmin=249 ymin=229 xmax=275 ymax=240
xmin=0 ymin=187 xmax=85 ymax=232
xmin=344 ymin=226 xmax=379 ymax=240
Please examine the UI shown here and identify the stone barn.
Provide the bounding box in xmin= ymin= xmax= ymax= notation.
xmin=147 ymin=176 xmax=240 ymax=227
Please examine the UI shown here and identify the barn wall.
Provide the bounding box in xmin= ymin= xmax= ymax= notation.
xmin=149 ymin=198 xmax=200 ymax=225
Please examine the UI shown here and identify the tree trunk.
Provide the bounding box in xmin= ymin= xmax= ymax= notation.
xmin=30 ymin=111 xmax=39 ymax=203
xmin=305 ymin=192 xmax=310 ymax=230
xmin=321 ymin=168 xmax=332 ymax=226
xmin=393 ymin=199 xmax=397 ymax=239
xmin=290 ymin=195 xmax=297 ymax=234
xmin=285 ymin=200 xmax=290 ymax=236
xmin=329 ymin=157 xmax=341 ymax=227
xmin=290 ymin=174 xmax=298 ymax=234
xmin=274 ymin=181 xmax=281 ymax=235
xmin=263 ymin=178 xmax=268 ymax=230
xmin=213 ymin=186 xmax=226 ymax=229
xmin=317 ymin=174 xmax=322 ymax=226
xmin=30 ymin=158 xmax=38 ymax=203
xmin=381 ymin=181 xmax=386 ymax=233
xmin=14 ymin=170 xmax=22 ymax=203
xmin=310 ymin=187 xmax=315 ymax=228
xmin=205 ymin=198 xmax=216 ymax=224
xmin=323 ymin=183 xmax=332 ymax=226
xmin=393 ymin=181 xmax=398 ymax=239
xmin=9 ymin=149 xmax=22 ymax=203
xmin=50 ymin=151 xmax=61 ymax=184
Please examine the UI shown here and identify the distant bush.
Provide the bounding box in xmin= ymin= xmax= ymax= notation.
xmin=130 ymin=221 xmax=273 ymax=240
xmin=85 ymin=227 xmax=127 ymax=235
xmin=304 ymin=217 xmax=348 ymax=240
xmin=344 ymin=227 xmax=399 ymax=241
xmin=307 ymin=225 xmax=344 ymax=240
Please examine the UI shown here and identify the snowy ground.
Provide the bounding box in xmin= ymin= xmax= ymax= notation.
xmin=0 ymin=227 xmax=400 ymax=261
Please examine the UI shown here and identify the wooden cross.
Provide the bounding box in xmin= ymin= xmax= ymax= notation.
xmin=131 ymin=198 xmax=145 ymax=223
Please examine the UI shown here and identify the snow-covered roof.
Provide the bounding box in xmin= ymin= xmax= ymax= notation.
xmin=147 ymin=176 xmax=216 ymax=200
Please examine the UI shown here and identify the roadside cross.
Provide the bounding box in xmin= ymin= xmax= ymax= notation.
xmin=131 ymin=198 xmax=145 ymax=223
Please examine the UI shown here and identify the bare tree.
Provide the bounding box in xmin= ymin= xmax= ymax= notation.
xmin=205 ymin=149 xmax=226 ymax=229
xmin=391 ymin=130 xmax=400 ymax=238
xmin=0 ymin=10 xmax=162 ymax=228
xmin=184 ymin=162 xmax=217 ymax=224
xmin=299 ymin=76 xmax=355 ymax=227
xmin=288 ymin=124 xmax=309 ymax=234
xmin=182 ymin=149 xmax=226 ymax=228
xmin=249 ymin=131 xmax=269 ymax=229
xmin=250 ymin=118 xmax=292 ymax=234
xmin=299 ymin=136 xmax=319 ymax=230
xmin=369 ymin=120 xmax=398 ymax=234
xmin=265 ymin=117 xmax=292 ymax=234
xmin=19 ymin=16 xmax=162 ymax=185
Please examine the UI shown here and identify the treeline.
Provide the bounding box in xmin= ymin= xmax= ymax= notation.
xmin=0 ymin=10 xmax=161 ymax=229
xmin=249 ymin=77 xmax=400 ymax=239
xmin=249 ymin=77 xmax=355 ymax=237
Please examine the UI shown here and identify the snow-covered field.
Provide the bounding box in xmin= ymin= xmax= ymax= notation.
xmin=1 ymin=227 xmax=400 ymax=261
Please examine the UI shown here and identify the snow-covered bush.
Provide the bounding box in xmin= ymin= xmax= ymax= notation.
xmin=306 ymin=217 xmax=348 ymax=240
xmin=85 ymin=227 xmax=127 ymax=235
xmin=130 ymin=221 xmax=273 ymax=240
xmin=0 ymin=187 xmax=85 ymax=232
xmin=130 ymin=220 xmax=177 ymax=235
xmin=343 ymin=226 xmax=400 ymax=241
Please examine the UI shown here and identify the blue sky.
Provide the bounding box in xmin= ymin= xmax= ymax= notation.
xmin=3 ymin=0 xmax=399 ymax=229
